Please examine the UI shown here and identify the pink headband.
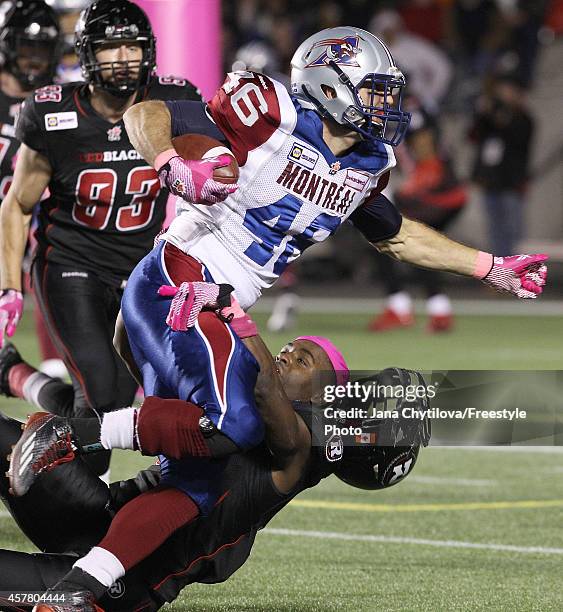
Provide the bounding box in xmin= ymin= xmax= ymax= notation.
xmin=296 ymin=336 xmax=350 ymax=386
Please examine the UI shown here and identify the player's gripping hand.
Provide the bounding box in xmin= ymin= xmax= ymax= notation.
xmin=158 ymin=282 xmax=234 ymax=331
xmin=478 ymin=253 xmax=548 ymax=299
xmin=0 ymin=289 xmax=23 ymax=347
xmin=157 ymin=154 xmax=238 ymax=205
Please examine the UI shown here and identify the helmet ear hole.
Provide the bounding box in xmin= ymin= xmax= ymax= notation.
xmin=321 ymin=84 xmax=336 ymax=100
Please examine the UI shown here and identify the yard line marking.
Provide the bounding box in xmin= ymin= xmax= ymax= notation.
xmin=446 ymin=446 xmax=563 ymax=454
xmin=289 ymin=498 xmax=563 ymax=513
xmin=408 ymin=476 xmax=497 ymax=487
xmin=262 ymin=528 xmax=563 ymax=555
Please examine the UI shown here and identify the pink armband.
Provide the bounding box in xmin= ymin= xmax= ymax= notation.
xmin=154 ymin=148 xmax=178 ymax=171
xmin=221 ymin=296 xmax=258 ymax=338
xmin=472 ymin=251 xmax=494 ymax=279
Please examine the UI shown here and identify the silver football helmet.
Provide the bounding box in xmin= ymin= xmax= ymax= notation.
xmin=290 ymin=26 xmax=411 ymax=146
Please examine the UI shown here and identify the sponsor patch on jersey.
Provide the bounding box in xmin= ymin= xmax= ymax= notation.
xmin=288 ymin=143 xmax=319 ymax=170
xmin=45 ymin=111 xmax=78 ymax=132
xmin=344 ymin=169 xmax=370 ymax=192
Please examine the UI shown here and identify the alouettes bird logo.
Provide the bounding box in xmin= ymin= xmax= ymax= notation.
xmin=305 ymin=36 xmax=361 ymax=68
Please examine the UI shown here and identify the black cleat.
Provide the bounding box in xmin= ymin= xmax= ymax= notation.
xmin=8 ymin=412 xmax=77 ymax=497
xmin=32 ymin=590 xmax=103 ymax=612
xmin=0 ymin=342 xmax=23 ymax=397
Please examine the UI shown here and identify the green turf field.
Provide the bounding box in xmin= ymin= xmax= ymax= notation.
xmin=1 ymin=310 xmax=562 ymax=611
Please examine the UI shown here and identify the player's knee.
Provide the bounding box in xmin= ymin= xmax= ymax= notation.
xmin=137 ymin=397 xmax=212 ymax=459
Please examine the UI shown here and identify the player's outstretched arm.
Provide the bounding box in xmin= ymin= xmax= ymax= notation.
xmin=0 ymin=144 xmax=52 ymax=344
xmin=374 ymin=217 xmax=547 ymax=299
xmin=123 ymin=100 xmax=173 ymax=167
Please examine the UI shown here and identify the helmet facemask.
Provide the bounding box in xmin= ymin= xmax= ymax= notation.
xmin=80 ymin=27 xmax=155 ymax=98
xmin=291 ymin=27 xmax=412 ymax=147
xmin=306 ymin=60 xmax=411 ymax=146
xmin=8 ymin=34 xmax=60 ymax=89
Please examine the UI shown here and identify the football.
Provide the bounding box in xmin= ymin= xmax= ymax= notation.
xmin=171 ymin=133 xmax=239 ymax=184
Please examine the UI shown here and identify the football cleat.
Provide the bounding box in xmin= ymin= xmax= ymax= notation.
xmin=8 ymin=412 xmax=77 ymax=497
xmin=368 ymin=308 xmax=414 ymax=332
xmin=32 ymin=590 xmax=103 ymax=612
xmin=427 ymin=314 xmax=454 ymax=333
xmin=267 ymin=293 xmax=301 ymax=332
xmin=0 ymin=342 xmax=23 ymax=397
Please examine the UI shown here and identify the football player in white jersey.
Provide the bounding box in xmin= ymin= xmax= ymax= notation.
xmin=125 ymin=26 xmax=548 ymax=310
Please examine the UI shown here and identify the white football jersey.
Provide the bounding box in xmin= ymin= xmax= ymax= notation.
xmin=162 ymin=71 xmax=396 ymax=310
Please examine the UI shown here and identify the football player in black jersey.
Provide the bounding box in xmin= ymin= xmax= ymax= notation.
xmin=0 ymin=0 xmax=202 ymax=475
xmin=0 ymin=333 xmax=429 ymax=611
xmin=0 ymin=0 xmax=65 ymax=377
xmin=0 ymin=0 xmax=61 ymax=202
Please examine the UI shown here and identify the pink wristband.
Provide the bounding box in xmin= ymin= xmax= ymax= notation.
xmin=229 ymin=315 xmax=258 ymax=338
xmin=472 ymin=251 xmax=494 ymax=279
xmin=154 ymin=148 xmax=178 ymax=171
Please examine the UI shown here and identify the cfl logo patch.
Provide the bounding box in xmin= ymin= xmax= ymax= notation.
xmin=325 ymin=433 xmax=343 ymax=462
xmin=107 ymin=579 xmax=126 ymax=599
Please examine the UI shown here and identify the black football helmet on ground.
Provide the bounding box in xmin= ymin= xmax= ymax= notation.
xmin=0 ymin=0 xmax=61 ymax=89
xmin=75 ymin=0 xmax=156 ymax=97
xmin=333 ymin=368 xmax=431 ymax=490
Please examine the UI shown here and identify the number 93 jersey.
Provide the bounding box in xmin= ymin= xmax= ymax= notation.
xmin=16 ymin=76 xmax=202 ymax=286
xmin=164 ymin=71 xmax=397 ymax=310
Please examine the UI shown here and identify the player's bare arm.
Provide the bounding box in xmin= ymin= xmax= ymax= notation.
xmin=243 ymin=336 xmax=311 ymax=468
xmin=374 ymin=216 xmax=547 ymax=298
xmin=375 ymin=217 xmax=480 ymax=276
xmin=0 ymin=144 xmax=51 ymax=291
xmin=123 ymin=99 xmax=172 ymax=167
xmin=124 ymin=99 xmax=236 ymax=204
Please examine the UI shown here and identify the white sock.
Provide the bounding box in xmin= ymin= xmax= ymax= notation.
xmin=100 ymin=407 xmax=136 ymax=450
xmin=74 ymin=546 xmax=125 ymax=587
xmin=426 ymin=294 xmax=452 ymax=316
xmin=22 ymin=372 xmax=52 ymax=409
xmin=387 ymin=292 xmax=413 ymax=316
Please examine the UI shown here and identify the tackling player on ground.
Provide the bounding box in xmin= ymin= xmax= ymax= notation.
xmin=0 ymin=339 xmax=429 ymax=610
xmin=0 ymin=0 xmax=207 ymax=475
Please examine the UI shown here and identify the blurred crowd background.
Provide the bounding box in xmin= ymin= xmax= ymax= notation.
xmin=19 ymin=1 xmax=563 ymax=331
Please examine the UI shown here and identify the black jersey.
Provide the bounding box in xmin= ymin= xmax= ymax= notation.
xmin=133 ymin=402 xmax=341 ymax=606
xmin=0 ymin=87 xmax=25 ymax=201
xmin=16 ymin=76 xmax=202 ymax=285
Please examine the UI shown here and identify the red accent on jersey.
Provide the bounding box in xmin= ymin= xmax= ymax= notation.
xmin=72 ymin=89 xmax=88 ymax=117
xmin=162 ymin=243 xmax=234 ymax=407
xmin=361 ymin=170 xmax=390 ymax=207
xmin=152 ymin=533 xmax=248 ymax=591
xmin=208 ymin=72 xmax=282 ymax=166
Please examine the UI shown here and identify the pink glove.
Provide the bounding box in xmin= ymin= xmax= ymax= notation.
xmin=158 ymin=282 xmax=221 ymax=331
xmin=155 ymin=149 xmax=237 ymax=205
xmin=0 ymin=289 xmax=23 ymax=346
xmin=475 ymin=252 xmax=548 ymax=299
